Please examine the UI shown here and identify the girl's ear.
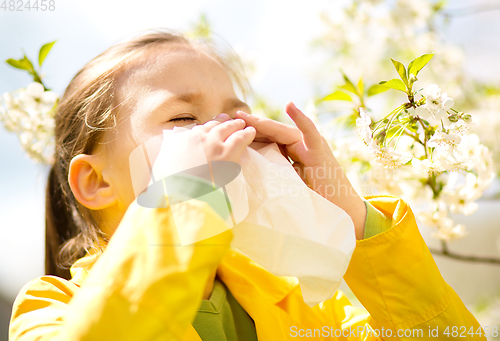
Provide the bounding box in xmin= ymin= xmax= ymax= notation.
xmin=68 ymin=154 xmax=118 ymax=210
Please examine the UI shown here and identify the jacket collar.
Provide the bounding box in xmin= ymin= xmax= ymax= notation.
xmin=69 ymin=246 xmax=299 ymax=305
xmin=69 ymin=248 xmax=101 ymax=287
xmin=217 ymin=247 xmax=299 ymax=304
xmin=69 ymin=246 xmax=301 ymax=341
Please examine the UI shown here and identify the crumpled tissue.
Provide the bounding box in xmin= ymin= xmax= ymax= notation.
xmin=129 ymin=123 xmax=357 ymax=307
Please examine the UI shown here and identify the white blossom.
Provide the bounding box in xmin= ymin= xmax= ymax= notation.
xmin=356 ymin=107 xmax=374 ymax=147
xmin=433 ymin=147 xmax=472 ymax=172
xmin=441 ymin=185 xmax=479 ymax=216
xmin=432 ymin=223 xmax=467 ymax=241
xmin=415 ymin=84 xmax=455 ymax=123
xmin=417 ymin=200 xmax=467 ymax=240
xmin=0 ymin=84 xmax=58 ymax=164
xmin=448 ymin=119 xmax=473 ymax=134
xmin=20 ymin=82 xmax=58 ymax=115
xmin=459 ymin=134 xmax=495 ymax=188
xmin=411 ymin=158 xmax=445 ymax=176
xmin=370 ymin=146 xmax=412 ymax=169
xmin=417 ymin=201 xmax=449 ymax=228
xmin=427 ymin=131 xmax=461 ymax=148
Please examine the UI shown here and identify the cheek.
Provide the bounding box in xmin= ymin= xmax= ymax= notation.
xmin=106 ymin=148 xmax=138 ymax=208
xmin=124 ymin=133 xmax=164 ymax=204
xmin=142 ymin=134 xmax=164 ymax=168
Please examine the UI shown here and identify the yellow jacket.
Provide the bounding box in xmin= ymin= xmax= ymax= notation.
xmin=9 ymin=195 xmax=486 ymax=340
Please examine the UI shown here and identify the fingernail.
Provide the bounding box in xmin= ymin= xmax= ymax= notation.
xmin=214 ymin=113 xmax=230 ymax=120
xmin=236 ymin=110 xmax=248 ymax=116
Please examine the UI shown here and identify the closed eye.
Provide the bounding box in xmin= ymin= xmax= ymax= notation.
xmin=170 ymin=117 xmax=196 ymax=122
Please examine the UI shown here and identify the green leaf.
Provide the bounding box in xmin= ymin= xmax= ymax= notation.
xmin=5 ymin=55 xmax=35 ymax=74
xmin=38 ymin=40 xmax=56 ymax=67
xmin=385 ymin=125 xmax=402 ymax=139
xmin=379 ymin=79 xmax=407 ymax=93
xmin=391 ymin=58 xmax=408 ymax=87
xmin=367 ymin=84 xmax=390 ymax=97
xmin=408 ymin=53 xmax=434 ymax=77
xmin=357 ymin=77 xmax=364 ymax=94
xmin=340 ymin=71 xmax=359 ymax=95
xmin=322 ymin=90 xmax=352 ymax=102
xmin=6 ymin=59 xmax=27 ymax=70
xmin=407 ymin=124 xmax=418 ymax=133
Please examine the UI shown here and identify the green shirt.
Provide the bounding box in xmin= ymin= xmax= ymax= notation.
xmin=167 ymin=173 xmax=393 ymax=340
xmin=363 ymin=199 xmax=393 ymax=239
xmin=193 ymin=277 xmax=258 ymax=341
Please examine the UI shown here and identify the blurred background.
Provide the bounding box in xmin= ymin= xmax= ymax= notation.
xmin=1 ymin=0 xmax=500 ymax=339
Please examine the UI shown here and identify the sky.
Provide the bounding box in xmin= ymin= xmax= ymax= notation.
xmin=0 ymin=0 xmax=499 ymax=305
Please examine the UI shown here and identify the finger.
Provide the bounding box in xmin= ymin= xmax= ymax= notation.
xmin=235 ymin=110 xmax=301 ymax=145
xmin=200 ymin=113 xmax=231 ymax=132
xmin=213 ymin=113 xmax=231 ymax=122
xmin=285 ymin=102 xmax=324 ymax=150
xmin=252 ymin=137 xmax=274 ymax=143
xmin=211 ymin=118 xmax=246 ymax=141
xmin=234 ymin=111 xmax=302 ymax=163
xmin=224 ymin=126 xmax=256 ymax=157
xmin=278 ymin=144 xmax=292 ymax=164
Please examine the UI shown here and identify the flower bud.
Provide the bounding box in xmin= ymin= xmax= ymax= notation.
xmin=461 ymin=113 xmax=472 ymax=122
xmin=375 ymin=130 xmax=386 ymax=143
xmin=447 ymin=113 xmax=459 ymax=122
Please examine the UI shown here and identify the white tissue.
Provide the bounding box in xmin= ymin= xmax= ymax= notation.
xmin=129 ymin=124 xmax=357 ymax=307
xmin=232 ymin=141 xmax=357 ymax=307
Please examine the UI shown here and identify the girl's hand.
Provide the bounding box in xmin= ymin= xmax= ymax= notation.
xmin=235 ymin=102 xmax=367 ymax=240
xmin=194 ymin=114 xmax=256 ymax=164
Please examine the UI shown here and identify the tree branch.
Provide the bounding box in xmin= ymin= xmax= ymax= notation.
xmin=429 ymin=244 xmax=500 ymax=265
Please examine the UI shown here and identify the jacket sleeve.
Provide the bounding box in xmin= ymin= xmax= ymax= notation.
xmin=337 ymin=194 xmax=487 ymax=340
xmin=9 ymin=174 xmax=233 ymax=341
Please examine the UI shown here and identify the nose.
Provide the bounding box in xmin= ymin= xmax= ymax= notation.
xmin=211 ymin=113 xmax=231 ymax=122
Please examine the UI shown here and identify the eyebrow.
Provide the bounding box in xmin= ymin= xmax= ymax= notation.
xmin=169 ymin=92 xmax=250 ymax=111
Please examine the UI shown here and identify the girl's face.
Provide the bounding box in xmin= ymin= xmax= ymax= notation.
xmin=75 ymin=44 xmax=252 ymax=234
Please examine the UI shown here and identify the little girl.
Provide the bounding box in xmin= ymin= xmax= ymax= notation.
xmin=9 ymin=29 xmax=485 ymax=340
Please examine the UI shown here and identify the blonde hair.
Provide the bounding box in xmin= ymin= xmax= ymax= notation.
xmin=46 ymin=28 xmax=253 ymax=279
